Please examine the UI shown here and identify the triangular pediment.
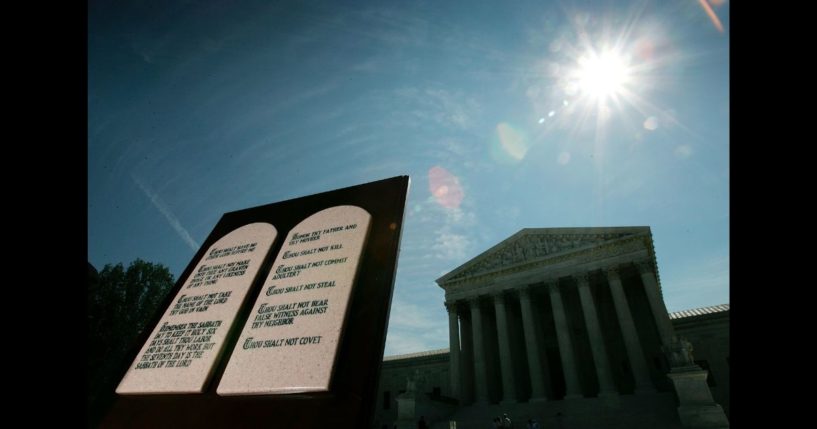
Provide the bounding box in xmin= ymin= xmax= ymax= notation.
xmin=437 ymin=226 xmax=650 ymax=285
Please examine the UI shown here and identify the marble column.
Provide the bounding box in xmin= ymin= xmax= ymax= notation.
xmin=460 ymin=311 xmax=474 ymax=404
xmin=606 ymin=266 xmax=655 ymax=394
xmin=493 ymin=292 xmax=517 ymax=404
xmin=469 ymin=297 xmax=490 ymax=403
xmin=548 ymin=280 xmax=582 ymax=399
xmin=575 ymin=273 xmax=618 ymax=397
xmin=518 ymin=286 xmax=548 ymax=401
xmin=636 ymin=260 xmax=676 ymax=347
xmin=446 ymin=301 xmax=461 ymax=401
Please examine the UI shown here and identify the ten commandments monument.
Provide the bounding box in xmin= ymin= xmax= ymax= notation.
xmin=103 ymin=176 xmax=410 ymax=429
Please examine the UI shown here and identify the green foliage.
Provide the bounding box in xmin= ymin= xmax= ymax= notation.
xmin=86 ymin=259 xmax=175 ymax=427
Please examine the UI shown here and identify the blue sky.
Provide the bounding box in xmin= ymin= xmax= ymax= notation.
xmin=88 ymin=0 xmax=729 ymax=356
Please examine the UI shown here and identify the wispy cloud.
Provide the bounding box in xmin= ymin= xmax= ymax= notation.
xmin=411 ymin=194 xmax=478 ymax=262
xmin=433 ymin=232 xmax=471 ymax=261
xmin=385 ymin=331 xmax=435 ymax=356
xmin=385 ymin=298 xmax=448 ymax=355
xmin=392 ymin=88 xmax=482 ymax=131
xmin=303 ymin=6 xmax=430 ymax=51
xmin=385 ymin=181 xmax=482 ymax=355
xmin=442 ymin=205 xmax=477 ymax=227
xmin=389 ymin=300 xmax=439 ymax=331
xmin=132 ymin=174 xmax=199 ymax=251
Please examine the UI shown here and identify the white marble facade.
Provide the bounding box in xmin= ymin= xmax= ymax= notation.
xmin=438 ymin=227 xmax=677 ymax=404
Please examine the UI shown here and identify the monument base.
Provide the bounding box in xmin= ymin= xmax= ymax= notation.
xmin=677 ymin=404 xmax=730 ymax=429
xmin=667 ymin=367 xmax=729 ymax=428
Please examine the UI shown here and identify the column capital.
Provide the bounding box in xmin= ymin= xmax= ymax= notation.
xmin=490 ymin=290 xmax=507 ymax=301
xmin=605 ymin=266 xmax=622 ymax=280
xmin=445 ymin=301 xmax=459 ymax=313
xmin=546 ymin=280 xmax=560 ymax=292
xmin=467 ymin=296 xmax=482 ymax=307
xmin=518 ymin=286 xmax=532 ymax=300
xmin=635 ymin=260 xmax=654 ymax=275
xmin=574 ymin=272 xmax=590 ymax=285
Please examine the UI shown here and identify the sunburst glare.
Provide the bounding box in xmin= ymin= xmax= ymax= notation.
xmin=527 ymin=7 xmax=686 ymax=144
xmin=576 ymin=50 xmax=632 ymax=101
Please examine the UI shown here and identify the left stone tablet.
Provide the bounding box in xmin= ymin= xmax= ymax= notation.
xmin=116 ymin=222 xmax=278 ymax=394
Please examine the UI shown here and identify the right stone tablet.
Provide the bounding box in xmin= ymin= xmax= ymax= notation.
xmin=217 ymin=205 xmax=372 ymax=395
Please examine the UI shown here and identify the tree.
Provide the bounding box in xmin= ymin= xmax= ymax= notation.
xmin=87 ymin=259 xmax=175 ymax=427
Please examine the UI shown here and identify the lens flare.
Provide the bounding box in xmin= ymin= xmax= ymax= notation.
xmin=428 ymin=166 xmax=464 ymax=209
xmin=697 ymin=0 xmax=724 ymax=33
xmin=496 ymin=122 xmax=529 ymax=161
xmin=558 ymin=151 xmax=571 ymax=165
xmin=643 ymin=116 xmax=659 ymax=130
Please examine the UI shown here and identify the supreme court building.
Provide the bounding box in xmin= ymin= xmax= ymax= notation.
xmin=374 ymin=227 xmax=729 ymax=429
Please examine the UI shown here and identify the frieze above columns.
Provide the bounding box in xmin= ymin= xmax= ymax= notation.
xmin=438 ymin=229 xmax=653 ymax=291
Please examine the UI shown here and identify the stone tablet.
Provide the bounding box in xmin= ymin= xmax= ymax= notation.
xmin=217 ymin=205 xmax=371 ymax=395
xmin=116 ymin=222 xmax=278 ymax=394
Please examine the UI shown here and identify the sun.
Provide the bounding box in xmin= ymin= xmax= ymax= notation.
xmin=576 ymin=49 xmax=632 ymax=102
xmin=535 ymin=11 xmax=675 ymax=137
